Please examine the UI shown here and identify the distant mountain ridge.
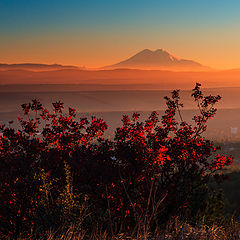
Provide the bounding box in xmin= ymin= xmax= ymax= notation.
xmin=0 ymin=63 xmax=79 ymax=71
xmin=104 ymin=49 xmax=207 ymax=70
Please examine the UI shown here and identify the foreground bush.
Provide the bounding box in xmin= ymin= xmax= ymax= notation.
xmin=0 ymin=83 xmax=233 ymax=238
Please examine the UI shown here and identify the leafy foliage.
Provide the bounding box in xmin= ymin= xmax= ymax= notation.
xmin=0 ymin=83 xmax=233 ymax=238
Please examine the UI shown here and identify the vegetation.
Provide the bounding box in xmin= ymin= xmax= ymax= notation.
xmin=17 ymin=219 xmax=240 ymax=240
xmin=0 ymin=83 xmax=234 ymax=239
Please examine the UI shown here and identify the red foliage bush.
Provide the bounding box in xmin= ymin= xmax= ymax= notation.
xmin=0 ymin=83 xmax=233 ymax=238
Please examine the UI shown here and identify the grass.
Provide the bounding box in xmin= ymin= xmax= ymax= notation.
xmin=14 ymin=219 xmax=240 ymax=240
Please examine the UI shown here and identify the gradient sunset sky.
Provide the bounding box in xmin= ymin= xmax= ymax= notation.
xmin=1 ymin=0 xmax=240 ymax=69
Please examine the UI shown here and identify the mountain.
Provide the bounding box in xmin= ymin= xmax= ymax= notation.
xmin=0 ymin=63 xmax=80 ymax=71
xmin=104 ymin=49 xmax=207 ymax=71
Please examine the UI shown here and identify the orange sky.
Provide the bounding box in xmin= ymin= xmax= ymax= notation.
xmin=2 ymin=28 xmax=240 ymax=70
xmin=2 ymin=1 xmax=240 ymax=69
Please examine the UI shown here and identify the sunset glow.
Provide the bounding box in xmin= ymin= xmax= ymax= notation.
xmin=1 ymin=0 xmax=240 ymax=69
xmin=3 ymin=2 xmax=240 ymax=239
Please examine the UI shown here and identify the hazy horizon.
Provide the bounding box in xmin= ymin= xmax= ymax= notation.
xmin=2 ymin=48 xmax=240 ymax=71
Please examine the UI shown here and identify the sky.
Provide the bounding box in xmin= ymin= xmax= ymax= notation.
xmin=1 ymin=0 xmax=240 ymax=69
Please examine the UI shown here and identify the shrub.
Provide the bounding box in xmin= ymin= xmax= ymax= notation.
xmin=0 ymin=83 xmax=233 ymax=238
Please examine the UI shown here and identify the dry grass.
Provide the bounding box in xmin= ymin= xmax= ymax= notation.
xmin=15 ymin=218 xmax=240 ymax=240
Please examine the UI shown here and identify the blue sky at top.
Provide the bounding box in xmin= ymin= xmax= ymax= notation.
xmin=1 ymin=0 xmax=240 ymax=68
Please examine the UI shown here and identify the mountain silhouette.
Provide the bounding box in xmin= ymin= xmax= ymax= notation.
xmin=0 ymin=63 xmax=79 ymax=71
xmin=104 ymin=49 xmax=207 ymax=70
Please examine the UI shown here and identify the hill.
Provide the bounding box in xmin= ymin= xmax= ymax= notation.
xmin=0 ymin=63 xmax=79 ymax=71
xmin=2 ymin=68 xmax=240 ymax=89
